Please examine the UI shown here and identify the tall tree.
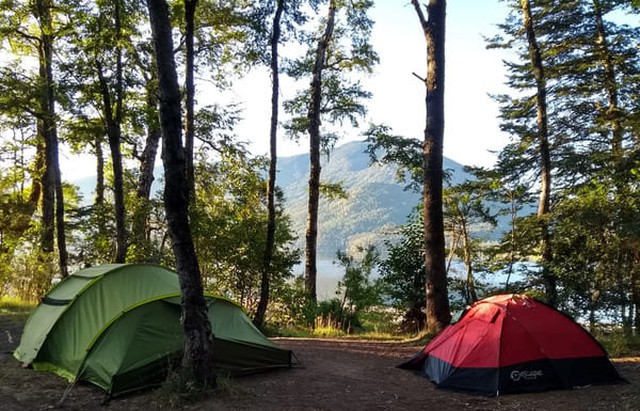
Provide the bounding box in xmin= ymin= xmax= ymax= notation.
xmin=1 ymin=0 xmax=72 ymax=277
xmin=147 ymin=0 xmax=215 ymax=387
xmin=411 ymin=0 xmax=451 ymax=334
xmin=130 ymin=42 xmax=161 ymax=260
xmin=520 ymin=0 xmax=556 ymax=306
xmin=443 ymin=182 xmax=497 ymax=305
xmin=284 ymin=0 xmax=377 ymax=306
xmin=96 ymin=0 xmax=127 ymax=263
xmin=588 ymin=0 xmax=640 ymax=327
xmin=488 ymin=0 xmax=567 ymax=305
xmin=32 ymin=0 xmax=68 ymax=276
xmin=489 ymin=0 xmax=640 ymax=317
xmin=184 ymin=0 xmax=197 ymax=199
xmin=304 ymin=0 xmax=336 ymax=304
xmin=254 ymin=0 xmax=285 ymax=328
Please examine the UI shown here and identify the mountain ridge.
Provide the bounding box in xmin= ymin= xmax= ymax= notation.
xmin=278 ymin=140 xmax=469 ymax=258
xmin=72 ymin=140 xmax=471 ymax=259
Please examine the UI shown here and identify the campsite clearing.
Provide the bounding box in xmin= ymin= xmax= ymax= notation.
xmin=0 ymin=318 xmax=638 ymax=411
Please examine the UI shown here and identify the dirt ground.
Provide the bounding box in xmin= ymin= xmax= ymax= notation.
xmin=1 ymin=317 xmax=638 ymax=411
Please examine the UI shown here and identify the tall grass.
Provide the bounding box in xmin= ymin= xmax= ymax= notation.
xmin=0 ymin=296 xmax=35 ymax=318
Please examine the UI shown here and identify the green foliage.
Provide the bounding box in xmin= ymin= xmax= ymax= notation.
xmin=315 ymin=298 xmax=358 ymax=333
xmin=486 ymin=0 xmax=640 ymax=320
xmin=283 ymin=0 xmax=378 ymax=144
xmin=124 ymin=196 xmax=169 ymax=264
xmin=591 ymin=326 xmax=640 ymax=358
xmin=443 ymin=180 xmax=498 ymax=305
xmin=319 ymin=181 xmax=348 ymax=200
xmin=363 ymin=124 xmax=423 ymax=191
xmin=263 ymin=275 xmax=315 ymax=331
xmin=66 ymin=202 xmax=118 ymax=264
xmin=335 ymin=246 xmax=382 ymax=309
xmin=316 ymin=245 xmax=384 ymax=333
xmin=379 ymin=208 xmax=426 ymax=332
xmin=190 ymin=151 xmax=300 ymax=313
xmin=551 ymin=181 xmax=640 ymax=324
xmin=3 ymin=246 xmax=57 ymax=302
xmin=357 ymin=306 xmax=402 ymax=336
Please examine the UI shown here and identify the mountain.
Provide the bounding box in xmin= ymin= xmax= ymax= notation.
xmin=277 ymin=140 xmax=470 ymax=258
xmin=71 ymin=140 xmax=472 ymax=260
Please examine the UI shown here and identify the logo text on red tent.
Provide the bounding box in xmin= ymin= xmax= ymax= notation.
xmin=510 ymin=370 xmax=544 ymax=382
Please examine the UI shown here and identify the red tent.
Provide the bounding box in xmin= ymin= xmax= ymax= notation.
xmin=400 ymin=294 xmax=623 ymax=395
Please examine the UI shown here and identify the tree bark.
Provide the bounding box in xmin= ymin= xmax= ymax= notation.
xmin=461 ymin=221 xmax=477 ymax=304
xmin=29 ymin=139 xmax=44 ymax=213
xmin=95 ymin=0 xmax=127 ymax=263
xmin=592 ymin=0 xmax=623 ymax=158
xmin=305 ymin=0 xmax=336 ymax=305
xmin=132 ymin=60 xmax=161 ymax=252
xmin=254 ymin=0 xmax=284 ymax=328
xmin=521 ymin=0 xmax=556 ymax=306
xmin=412 ymin=0 xmax=451 ymax=335
xmin=36 ymin=0 xmax=68 ymax=277
xmin=37 ymin=1 xmax=54 ymax=255
xmin=184 ymin=0 xmax=197 ymax=200
xmin=94 ymin=137 xmax=105 ymax=205
xmin=147 ymin=0 xmax=216 ymax=387
xmin=632 ymin=264 xmax=640 ymax=332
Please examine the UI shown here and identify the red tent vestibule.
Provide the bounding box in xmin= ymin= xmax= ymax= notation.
xmin=399 ymin=294 xmax=624 ymax=396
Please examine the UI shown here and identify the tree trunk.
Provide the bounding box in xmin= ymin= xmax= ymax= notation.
xmin=114 ymin=0 xmax=127 ymax=263
xmin=184 ymin=0 xmax=197 ymax=200
xmin=412 ymin=0 xmax=451 ymax=335
xmin=132 ymin=64 xmax=161 ymax=253
xmin=97 ymin=63 xmax=127 ymax=262
xmin=94 ymin=137 xmax=105 ymax=205
xmin=592 ymin=0 xmax=623 ymax=159
xmin=39 ymin=115 xmax=55 ymax=254
xmin=37 ymin=12 xmax=54 ymax=255
xmin=520 ymin=0 xmax=556 ymax=307
xmin=53 ymin=131 xmax=68 ymax=277
xmin=254 ymin=0 xmax=284 ymax=328
xmin=305 ymin=0 xmax=336 ymax=305
xmin=28 ymin=140 xmax=44 ymax=218
xmin=504 ymin=190 xmax=518 ymax=291
xmin=147 ymin=0 xmax=216 ymax=388
xmin=95 ymin=1 xmax=127 ymax=263
xmin=36 ymin=0 xmax=68 ymax=277
xmin=461 ymin=221 xmax=477 ymax=304
xmin=633 ymin=268 xmax=640 ymax=333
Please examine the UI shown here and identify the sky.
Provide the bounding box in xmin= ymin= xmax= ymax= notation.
xmin=220 ymin=1 xmax=513 ymax=169
xmin=60 ymin=1 xmax=514 ymax=178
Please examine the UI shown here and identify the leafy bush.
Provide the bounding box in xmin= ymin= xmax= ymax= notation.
xmin=316 ymin=298 xmax=359 ymax=333
xmin=592 ymin=327 xmax=640 ymax=357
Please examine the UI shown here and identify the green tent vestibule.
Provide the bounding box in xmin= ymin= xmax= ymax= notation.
xmin=14 ymin=264 xmax=294 ymax=397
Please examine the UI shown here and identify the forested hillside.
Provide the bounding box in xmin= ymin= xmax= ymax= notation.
xmin=73 ymin=140 xmax=472 ymax=259
xmin=278 ymin=140 xmax=469 ymax=258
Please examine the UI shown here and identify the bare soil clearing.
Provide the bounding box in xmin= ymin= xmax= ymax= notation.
xmin=1 ymin=317 xmax=638 ymax=410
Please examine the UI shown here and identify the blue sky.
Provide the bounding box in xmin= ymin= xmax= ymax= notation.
xmin=61 ymin=2 xmax=514 ymax=178
xmin=227 ymin=1 xmax=513 ymax=169
xmin=365 ymin=1 xmax=512 ymax=167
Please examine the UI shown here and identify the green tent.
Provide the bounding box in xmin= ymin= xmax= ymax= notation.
xmin=13 ymin=264 xmax=293 ymax=397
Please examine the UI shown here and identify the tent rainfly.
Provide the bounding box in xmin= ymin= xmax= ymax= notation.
xmin=14 ymin=264 xmax=293 ymax=397
xmin=399 ymin=294 xmax=624 ymax=396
